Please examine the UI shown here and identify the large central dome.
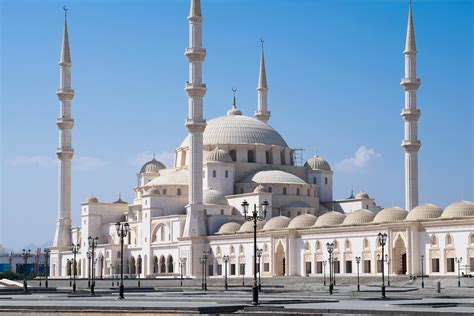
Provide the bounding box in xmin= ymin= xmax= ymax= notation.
xmin=180 ymin=115 xmax=288 ymax=148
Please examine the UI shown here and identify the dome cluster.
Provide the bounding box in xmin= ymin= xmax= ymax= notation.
xmin=214 ymin=200 xmax=474 ymax=235
xmin=206 ymin=147 xmax=233 ymax=163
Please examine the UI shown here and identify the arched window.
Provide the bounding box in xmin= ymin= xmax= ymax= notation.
xmin=230 ymin=245 xmax=234 ymax=254
xmin=446 ymin=234 xmax=453 ymax=246
xmin=431 ymin=235 xmax=438 ymax=246
xmin=216 ymin=246 xmax=221 ymax=255
xmin=280 ymin=151 xmax=286 ymax=165
xmin=225 ymin=170 xmax=228 ymax=178
xmin=325 ymin=177 xmax=328 ymax=185
xmin=268 ymin=186 xmax=273 ymax=193
xmin=167 ymin=255 xmax=174 ymax=273
xmin=345 ymin=239 xmax=351 ymax=250
xmin=220 ymin=209 xmax=224 ymax=215
xmin=363 ymin=238 xmax=369 ymax=249
xmin=283 ymin=187 xmax=287 ymax=195
xmin=248 ymin=150 xmax=255 ymax=163
xmin=239 ymin=245 xmax=244 ymax=254
xmin=313 ymin=177 xmax=317 ymax=184
xmin=304 ymin=241 xmax=310 ymax=251
xmin=177 ymin=188 xmax=182 ymax=196
xmin=240 ymin=188 xmax=244 ymax=194
xmin=265 ymin=151 xmax=271 ymax=164
xmin=316 ymin=240 xmax=321 ymax=251
xmin=229 ymin=150 xmax=236 ymax=161
xmin=212 ymin=170 xmax=216 ymax=178
xmin=159 ymin=256 xmax=166 ymax=273
xmin=153 ymin=256 xmax=158 ymax=273
xmin=307 ymin=188 xmax=310 ymax=196
xmin=470 ymin=234 xmax=474 ymax=245
xmin=296 ymin=188 xmax=300 ymax=196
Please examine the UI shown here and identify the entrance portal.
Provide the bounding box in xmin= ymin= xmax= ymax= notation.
xmin=275 ymin=242 xmax=286 ymax=276
xmin=393 ymin=235 xmax=407 ymax=274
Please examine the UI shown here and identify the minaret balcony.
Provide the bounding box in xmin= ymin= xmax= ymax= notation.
xmin=401 ymin=140 xmax=421 ymax=152
xmin=400 ymin=78 xmax=420 ymax=90
xmin=185 ymin=82 xmax=207 ymax=97
xmin=56 ymin=88 xmax=75 ymax=100
xmin=56 ymin=148 xmax=74 ymax=159
xmin=185 ymin=48 xmax=206 ymax=62
xmin=56 ymin=118 xmax=74 ymax=129
xmin=400 ymin=109 xmax=421 ymax=121
xmin=185 ymin=119 xmax=207 ymax=133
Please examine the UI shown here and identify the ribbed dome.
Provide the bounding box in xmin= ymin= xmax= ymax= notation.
xmin=355 ymin=191 xmax=370 ymax=199
xmin=206 ymin=147 xmax=233 ymax=163
xmin=314 ymin=211 xmax=345 ymax=227
xmin=263 ymin=216 xmax=291 ymax=230
xmin=243 ymin=170 xmax=307 ymax=185
xmin=147 ymin=169 xmax=189 ymax=186
xmin=343 ymin=209 xmax=375 ymax=225
xmin=288 ymin=214 xmax=317 ymax=229
xmin=180 ymin=115 xmax=288 ymax=148
xmin=373 ymin=207 xmax=408 ymax=223
xmin=441 ymin=200 xmax=474 ymax=219
xmin=305 ymin=155 xmax=331 ymax=171
xmin=216 ymin=222 xmax=242 ymax=234
xmin=238 ymin=220 xmax=266 ymax=233
xmin=140 ymin=158 xmax=166 ymax=174
xmin=406 ymin=203 xmax=443 ymax=221
xmin=203 ymin=188 xmax=228 ymax=205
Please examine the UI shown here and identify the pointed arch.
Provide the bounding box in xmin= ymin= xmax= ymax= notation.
xmin=345 ymin=239 xmax=351 ymax=250
xmin=159 ymin=255 xmax=166 ymax=273
xmin=445 ymin=233 xmax=453 ymax=247
xmin=167 ymin=255 xmax=174 ymax=273
xmin=153 ymin=256 xmax=159 ymax=273
xmin=431 ymin=234 xmax=438 ymax=247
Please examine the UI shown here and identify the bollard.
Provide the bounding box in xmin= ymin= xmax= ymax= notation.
xmin=437 ymin=281 xmax=441 ymax=293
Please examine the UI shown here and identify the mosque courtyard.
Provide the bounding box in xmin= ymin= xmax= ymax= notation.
xmin=0 ymin=276 xmax=473 ymax=315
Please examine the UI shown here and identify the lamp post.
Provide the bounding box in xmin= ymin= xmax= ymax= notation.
xmin=71 ymin=244 xmax=80 ymax=293
xmin=378 ymin=232 xmax=387 ymax=298
xmin=355 ymin=256 xmax=361 ymax=292
xmin=44 ymin=248 xmax=50 ymax=288
xmin=179 ymin=258 xmax=186 ymax=287
xmin=199 ymin=256 xmax=205 ymax=290
xmin=326 ymin=243 xmax=334 ymax=295
xmin=385 ymin=254 xmax=391 ymax=286
xmin=256 ymin=248 xmax=263 ymax=292
xmin=200 ymin=251 xmax=209 ymax=291
xmin=86 ymin=251 xmax=91 ymax=289
xmin=21 ymin=249 xmax=31 ymax=293
xmin=115 ymin=222 xmax=129 ymax=299
xmin=68 ymin=259 xmax=72 ymax=287
xmin=88 ymin=236 xmax=99 ymax=296
xmin=323 ymin=260 xmax=327 ymax=286
xmin=223 ymin=255 xmax=229 ymax=290
xmin=420 ymin=254 xmax=424 ymax=288
xmin=455 ymin=257 xmax=462 ymax=287
xmin=241 ymin=199 xmax=268 ymax=306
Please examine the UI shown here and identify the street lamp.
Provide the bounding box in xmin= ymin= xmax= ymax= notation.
xmin=455 ymin=257 xmax=462 ymax=287
xmin=86 ymin=251 xmax=92 ymax=289
xmin=71 ymin=244 xmax=80 ymax=293
xmin=378 ymin=232 xmax=388 ymax=298
xmin=222 ymin=255 xmax=229 ymax=290
xmin=256 ymin=248 xmax=263 ymax=292
xmin=115 ymin=222 xmax=129 ymax=299
xmin=44 ymin=248 xmax=50 ymax=288
xmin=241 ymin=199 xmax=268 ymax=306
xmin=385 ymin=254 xmax=391 ymax=287
xmin=88 ymin=236 xmax=99 ymax=296
xmin=179 ymin=258 xmax=186 ymax=287
xmin=420 ymin=254 xmax=424 ymax=288
xmin=326 ymin=242 xmax=334 ymax=295
xmin=68 ymin=259 xmax=72 ymax=287
xmin=21 ymin=249 xmax=31 ymax=293
xmin=199 ymin=250 xmax=209 ymax=291
xmin=323 ymin=260 xmax=327 ymax=286
xmin=355 ymin=256 xmax=361 ymax=292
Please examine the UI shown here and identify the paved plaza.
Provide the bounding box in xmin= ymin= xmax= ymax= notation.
xmin=0 ymin=276 xmax=473 ymax=315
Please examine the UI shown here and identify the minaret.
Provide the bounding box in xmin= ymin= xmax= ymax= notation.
xmin=401 ymin=1 xmax=421 ymax=212
xmin=183 ymin=0 xmax=207 ymax=237
xmin=53 ymin=7 xmax=74 ymax=248
xmin=255 ymin=39 xmax=270 ymax=123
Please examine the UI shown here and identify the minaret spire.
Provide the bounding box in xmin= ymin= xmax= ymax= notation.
xmin=401 ymin=0 xmax=421 ymax=211
xmin=255 ymin=38 xmax=270 ymax=123
xmin=183 ymin=0 xmax=207 ymax=237
xmin=53 ymin=6 xmax=74 ymax=248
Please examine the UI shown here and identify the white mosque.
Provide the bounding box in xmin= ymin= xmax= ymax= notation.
xmin=49 ymin=0 xmax=474 ymax=280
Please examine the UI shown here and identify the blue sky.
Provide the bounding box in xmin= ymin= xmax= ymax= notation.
xmin=1 ymin=0 xmax=472 ymax=250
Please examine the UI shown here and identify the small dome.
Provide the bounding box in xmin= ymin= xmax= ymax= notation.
xmin=216 ymin=222 xmax=241 ymax=234
xmin=288 ymin=214 xmax=317 ymax=229
xmin=355 ymin=191 xmax=370 ymax=199
xmin=406 ymin=203 xmax=443 ymax=221
xmin=254 ymin=185 xmax=267 ymax=193
xmin=85 ymin=195 xmax=98 ymax=203
xmin=227 ymin=106 xmax=242 ymax=116
xmin=343 ymin=209 xmax=375 ymax=225
xmin=243 ymin=170 xmax=307 ymax=185
xmin=373 ymin=206 xmax=408 ymax=223
xmin=140 ymin=157 xmax=166 ymax=174
xmin=305 ymin=155 xmax=331 ymax=171
xmin=203 ymin=188 xmax=228 ymax=205
xmin=206 ymin=147 xmax=233 ymax=163
xmin=239 ymin=220 xmax=266 ymax=233
xmin=441 ymin=200 xmax=474 ymax=219
xmin=113 ymin=195 xmax=128 ymax=204
xmin=314 ymin=211 xmax=345 ymax=227
xmin=263 ymin=216 xmax=291 ymax=230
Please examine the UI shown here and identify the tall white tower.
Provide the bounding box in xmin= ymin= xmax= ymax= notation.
xmin=401 ymin=1 xmax=421 ymax=212
xmin=255 ymin=40 xmax=270 ymax=123
xmin=183 ymin=0 xmax=207 ymax=237
xmin=53 ymin=8 xmax=74 ymax=248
